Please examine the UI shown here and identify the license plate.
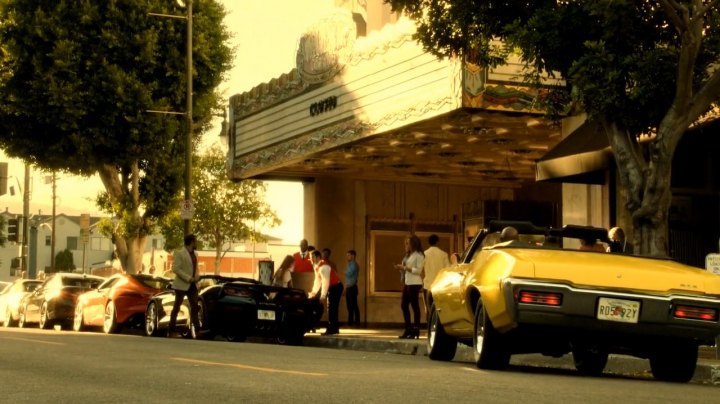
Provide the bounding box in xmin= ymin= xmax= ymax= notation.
xmin=257 ymin=309 xmax=275 ymax=321
xmin=597 ymin=297 xmax=640 ymax=323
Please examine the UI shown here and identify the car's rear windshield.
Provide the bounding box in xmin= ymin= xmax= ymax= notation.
xmin=62 ymin=278 xmax=102 ymax=288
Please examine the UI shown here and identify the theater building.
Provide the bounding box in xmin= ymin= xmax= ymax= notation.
xmin=225 ymin=1 xmax=719 ymax=324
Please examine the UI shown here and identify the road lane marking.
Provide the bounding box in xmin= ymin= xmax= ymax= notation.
xmin=171 ymin=357 xmax=328 ymax=376
xmin=0 ymin=336 xmax=65 ymax=346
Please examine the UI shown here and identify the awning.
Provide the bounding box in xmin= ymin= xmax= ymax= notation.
xmin=535 ymin=121 xmax=612 ymax=184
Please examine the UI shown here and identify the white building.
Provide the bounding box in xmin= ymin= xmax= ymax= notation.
xmin=0 ymin=210 xmax=164 ymax=282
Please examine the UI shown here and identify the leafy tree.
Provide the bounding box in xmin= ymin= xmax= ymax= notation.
xmin=0 ymin=0 xmax=233 ymax=272
xmin=160 ymin=146 xmax=280 ymax=273
xmin=54 ymin=248 xmax=75 ymax=273
xmin=388 ymin=0 xmax=720 ymax=256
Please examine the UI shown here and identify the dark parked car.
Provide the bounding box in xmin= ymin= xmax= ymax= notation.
xmin=74 ymin=273 xmax=172 ymax=333
xmin=18 ymin=273 xmax=104 ymax=330
xmin=144 ymin=275 xmax=321 ymax=344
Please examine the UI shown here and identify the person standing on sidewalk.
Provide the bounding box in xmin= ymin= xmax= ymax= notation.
xmin=422 ymin=234 xmax=450 ymax=317
xmin=168 ymin=234 xmax=200 ymax=337
xmin=292 ymin=239 xmax=314 ymax=273
xmin=344 ymin=249 xmax=360 ymax=327
xmin=310 ymin=249 xmax=344 ymax=335
xmin=394 ymin=235 xmax=425 ymax=339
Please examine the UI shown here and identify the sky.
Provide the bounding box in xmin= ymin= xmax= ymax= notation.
xmin=0 ymin=0 xmax=332 ymax=242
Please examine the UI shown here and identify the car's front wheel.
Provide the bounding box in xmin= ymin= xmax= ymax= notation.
xmin=103 ymin=301 xmax=121 ymax=334
xmin=649 ymin=341 xmax=698 ymax=383
xmin=145 ymin=302 xmax=160 ymax=337
xmin=427 ymin=303 xmax=457 ymax=361
xmin=39 ymin=302 xmax=52 ymax=330
xmin=572 ymin=344 xmax=608 ymax=376
xmin=473 ymin=300 xmax=510 ymax=370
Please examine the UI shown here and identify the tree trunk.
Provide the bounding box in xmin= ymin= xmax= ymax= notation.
xmin=603 ymin=119 xmax=677 ymax=258
xmin=97 ymin=163 xmax=149 ymax=274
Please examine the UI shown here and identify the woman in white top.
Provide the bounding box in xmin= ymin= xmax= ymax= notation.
xmin=394 ymin=234 xmax=425 ymax=339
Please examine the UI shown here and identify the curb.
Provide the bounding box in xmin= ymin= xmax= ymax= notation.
xmin=304 ymin=334 xmax=720 ymax=386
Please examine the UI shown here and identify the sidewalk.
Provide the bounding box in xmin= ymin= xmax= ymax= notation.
xmin=303 ymin=327 xmax=720 ymax=386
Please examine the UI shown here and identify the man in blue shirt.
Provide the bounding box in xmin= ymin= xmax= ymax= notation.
xmin=344 ymin=249 xmax=360 ymax=327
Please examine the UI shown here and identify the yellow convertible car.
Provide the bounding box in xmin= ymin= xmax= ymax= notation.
xmin=426 ymin=221 xmax=720 ymax=382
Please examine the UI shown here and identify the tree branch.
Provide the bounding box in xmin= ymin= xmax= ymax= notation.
xmin=659 ymin=0 xmax=686 ymax=32
xmin=687 ymin=65 xmax=720 ymax=121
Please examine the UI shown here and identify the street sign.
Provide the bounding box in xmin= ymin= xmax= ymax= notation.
xmin=180 ymin=199 xmax=195 ymax=220
xmin=706 ymin=253 xmax=720 ymax=275
xmin=80 ymin=213 xmax=90 ymax=230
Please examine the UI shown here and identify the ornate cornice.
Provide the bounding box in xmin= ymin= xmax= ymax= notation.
xmin=231 ymin=95 xmax=454 ymax=178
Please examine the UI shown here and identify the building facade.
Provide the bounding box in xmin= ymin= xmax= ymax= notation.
xmin=226 ymin=2 xmax=579 ymax=324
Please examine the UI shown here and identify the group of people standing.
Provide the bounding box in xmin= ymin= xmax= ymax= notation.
xmin=271 ymin=239 xmax=360 ymax=336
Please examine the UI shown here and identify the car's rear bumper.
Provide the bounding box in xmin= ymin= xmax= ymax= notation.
xmin=502 ymin=279 xmax=720 ymax=344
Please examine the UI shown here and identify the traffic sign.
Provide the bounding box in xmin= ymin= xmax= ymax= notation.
xmin=706 ymin=253 xmax=720 ymax=275
xmin=180 ymin=199 xmax=195 ymax=220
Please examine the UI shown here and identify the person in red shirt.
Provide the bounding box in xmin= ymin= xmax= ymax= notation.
xmin=292 ymin=239 xmax=314 ymax=273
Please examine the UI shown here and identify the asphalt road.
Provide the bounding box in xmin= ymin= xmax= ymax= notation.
xmin=0 ymin=328 xmax=715 ymax=404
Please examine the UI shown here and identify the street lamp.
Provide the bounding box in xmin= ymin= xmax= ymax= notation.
xmin=180 ymin=0 xmax=193 ymax=237
xmin=149 ymin=1 xmax=193 ymax=236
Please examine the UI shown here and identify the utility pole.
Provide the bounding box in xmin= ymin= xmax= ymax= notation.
xmin=51 ymin=172 xmax=56 ymax=272
xmin=183 ymin=0 xmax=193 ymax=237
xmin=22 ymin=163 xmax=31 ymax=278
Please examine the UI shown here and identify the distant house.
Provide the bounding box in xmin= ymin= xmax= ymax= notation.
xmin=0 ymin=210 xmax=164 ymax=281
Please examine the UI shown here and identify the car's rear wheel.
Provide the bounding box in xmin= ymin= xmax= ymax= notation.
xmin=39 ymin=302 xmax=52 ymax=330
xmin=427 ymin=303 xmax=457 ymax=361
xmin=4 ymin=307 xmax=16 ymax=327
xmin=226 ymin=332 xmax=247 ymax=342
xmin=649 ymin=341 xmax=698 ymax=383
xmin=194 ymin=300 xmax=216 ymax=340
xmin=145 ymin=302 xmax=160 ymax=337
xmin=73 ymin=303 xmax=86 ymax=332
xmin=276 ymin=330 xmax=305 ymax=346
xmin=473 ymin=300 xmax=510 ymax=370
xmin=103 ymin=301 xmax=121 ymax=334
xmin=572 ymin=344 xmax=608 ymax=376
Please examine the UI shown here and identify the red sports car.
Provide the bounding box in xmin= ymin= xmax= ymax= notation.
xmin=74 ymin=273 xmax=171 ymax=333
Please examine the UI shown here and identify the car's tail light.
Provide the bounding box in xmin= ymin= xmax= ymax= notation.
xmin=224 ymin=288 xmax=252 ymax=297
xmin=673 ymin=305 xmax=718 ymax=321
xmin=518 ymin=290 xmax=562 ymax=306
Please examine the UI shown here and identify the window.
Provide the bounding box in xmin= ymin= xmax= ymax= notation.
xmin=91 ymin=237 xmax=111 ymax=251
xmin=67 ymin=236 xmax=78 ymax=250
xmin=45 ymin=235 xmax=51 ymax=246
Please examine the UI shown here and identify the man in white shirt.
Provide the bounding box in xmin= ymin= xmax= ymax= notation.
xmin=423 ymin=234 xmax=450 ymax=317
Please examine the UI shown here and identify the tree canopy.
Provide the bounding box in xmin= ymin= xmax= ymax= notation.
xmin=161 ymin=146 xmax=280 ymax=273
xmin=0 ymin=0 xmax=233 ymax=272
xmin=388 ymin=0 xmax=720 ymax=256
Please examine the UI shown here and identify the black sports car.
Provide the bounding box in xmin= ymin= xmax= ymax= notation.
xmin=144 ymin=275 xmax=321 ymax=344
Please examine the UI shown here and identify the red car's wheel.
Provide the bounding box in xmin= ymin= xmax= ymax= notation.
xmin=473 ymin=300 xmax=510 ymax=370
